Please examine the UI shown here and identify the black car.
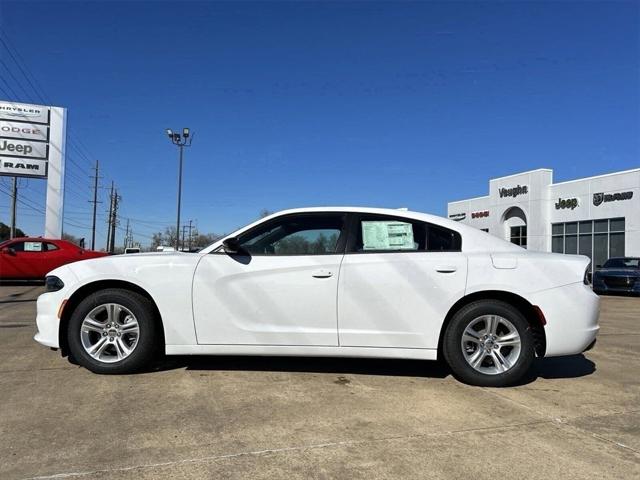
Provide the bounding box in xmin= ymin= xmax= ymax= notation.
xmin=592 ymin=257 xmax=640 ymax=296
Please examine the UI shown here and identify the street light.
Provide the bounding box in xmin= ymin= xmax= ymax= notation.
xmin=165 ymin=127 xmax=194 ymax=250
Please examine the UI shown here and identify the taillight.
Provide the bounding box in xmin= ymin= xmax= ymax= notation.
xmin=584 ymin=263 xmax=592 ymax=285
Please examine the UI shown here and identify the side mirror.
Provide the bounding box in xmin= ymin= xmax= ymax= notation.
xmin=596 ymin=265 xmax=602 ymax=269
xmin=1 ymin=247 xmax=15 ymax=255
xmin=222 ymin=237 xmax=242 ymax=254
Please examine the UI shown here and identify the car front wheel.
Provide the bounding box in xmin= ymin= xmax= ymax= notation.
xmin=66 ymin=288 xmax=160 ymax=374
xmin=443 ymin=300 xmax=535 ymax=387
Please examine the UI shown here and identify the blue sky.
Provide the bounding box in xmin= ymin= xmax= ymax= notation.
xmin=0 ymin=1 xmax=638 ymax=247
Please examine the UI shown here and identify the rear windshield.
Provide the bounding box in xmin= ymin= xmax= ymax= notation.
xmin=603 ymin=258 xmax=640 ymax=268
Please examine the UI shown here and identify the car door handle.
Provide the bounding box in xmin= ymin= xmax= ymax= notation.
xmin=435 ymin=266 xmax=457 ymax=273
xmin=311 ymin=269 xmax=333 ymax=278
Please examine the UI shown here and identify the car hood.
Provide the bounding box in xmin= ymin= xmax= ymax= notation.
xmin=595 ymin=268 xmax=640 ymax=277
xmin=47 ymin=250 xmax=203 ymax=281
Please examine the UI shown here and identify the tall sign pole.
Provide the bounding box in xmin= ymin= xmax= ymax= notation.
xmin=9 ymin=176 xmax=17 ymax=238
xmin=44 ymin=106 xmax=66 ymax=238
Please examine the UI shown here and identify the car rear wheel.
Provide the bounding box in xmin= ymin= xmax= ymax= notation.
xmin=443 ymin=300 xmax=535 ymax=387
xmin=67 ymin=288 xmax=159 ymax=374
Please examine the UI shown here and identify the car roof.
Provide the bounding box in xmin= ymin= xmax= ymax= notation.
xmin=269 ymin=206 xmax=450 ymax=223
xmin=202 ymin=206 xmax=522 ymax=254
xmin=4 ymin=237 xmax=63 ymax=242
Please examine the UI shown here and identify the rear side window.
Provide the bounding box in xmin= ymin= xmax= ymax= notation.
xmin=427 ymin=224 xmax=462 ymax=252
xmin=350 ymin=215 xmax=461 ymax=253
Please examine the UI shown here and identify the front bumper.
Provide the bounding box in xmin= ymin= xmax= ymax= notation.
xmin=530 ymin=282 xmax=600 ymax=357
xmin=33 ymin=266 xmax=77 ymax=349
xmin=592 ymin=278 xmax=640 ymax=295
xmin=34 ymin=290 xmax=65 ymax=348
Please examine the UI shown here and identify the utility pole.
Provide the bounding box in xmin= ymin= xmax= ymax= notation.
xmin=123 ymin=218 xmax=130 ymax=249
xmin=108 ymin=189 xmax=120 ymax=253
xmin=106 ymin=181 xmax=114 ymax=251
xmin=89 ymin=160 xmax=102 ymax=250
xmin=9 ymin=177 xmax=17 ymax=239
xmin=181 ymin=224 xmax=188 ymax=252
xmin=187 ymin=219 xmax=193 ymax=251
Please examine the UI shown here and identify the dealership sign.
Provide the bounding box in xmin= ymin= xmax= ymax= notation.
xmin=499 ymin=184 xmax=528 ymax=198
xmin=555 ymin=197 xmax=579 ymax=210
xmin=0 ymin=120 xmax=48 ymax=142
xmin=0 ymin=99 xmax=67 ymax=238
xmin=0 ymin=158 xmax=47 ymax=175
xmin=593 ymin=191 xmax=633 ymax=206
xmin=471 ymin=210 xmax=489 ymax=219
xmin=0 ymin=102 xmax=49 ymax=123
xmin=0 ymin=101 xmax=52 ymax=178
xmin=449 ymin=213 xmax=466 ymax=221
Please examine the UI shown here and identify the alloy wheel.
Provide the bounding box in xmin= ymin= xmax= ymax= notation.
xmin=460 ymin=314 xmax=522 ymax=375
xmin=80 ymin=303 xmax=140 ymax=363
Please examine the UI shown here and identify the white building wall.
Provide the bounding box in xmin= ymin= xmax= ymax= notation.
xmin=447 ymin=168 xmax=639 ymax=257
xmin=549 ymin=169 xmax=640 ymax=256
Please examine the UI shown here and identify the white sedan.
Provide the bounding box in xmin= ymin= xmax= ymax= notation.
xmin=34 ymin=207 xmax=599 ymax=387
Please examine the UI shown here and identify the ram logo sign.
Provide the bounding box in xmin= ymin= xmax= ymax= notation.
xmin=0 ymin=158 xmax=47 ymax=176
xmin=593 ymin=191 xmax=633 ymax=206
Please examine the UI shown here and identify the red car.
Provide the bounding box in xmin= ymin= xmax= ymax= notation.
xmin=0 ymin=237 xmax=108 ymax=280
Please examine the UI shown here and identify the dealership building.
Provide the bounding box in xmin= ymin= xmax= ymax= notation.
xmin=447 ymin=168 xmax=639 ymax=268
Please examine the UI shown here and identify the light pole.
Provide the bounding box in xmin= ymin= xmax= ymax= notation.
xmin=165 ymin=127 xmax=193 ymax=250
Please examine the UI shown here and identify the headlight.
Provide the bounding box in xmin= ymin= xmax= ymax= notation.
xmin=45 ymin=276 xmax=65 ymax=292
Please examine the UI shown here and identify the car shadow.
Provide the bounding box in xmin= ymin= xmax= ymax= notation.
xmin=148 ymin=353 xmax=596 ymax=385
xmin=0 ymin=280 xmax=45 ymax=286
xmin=514 ymin=354 xmax=596 ymax=386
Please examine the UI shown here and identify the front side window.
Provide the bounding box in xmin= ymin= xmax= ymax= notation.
xmin=350 ymin=215 xmax=461 ymax=253
xmin=238 ymin=214 xmax=345 ymax=255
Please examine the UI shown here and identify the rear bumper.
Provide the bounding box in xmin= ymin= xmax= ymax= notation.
xmin=530 ymin=282 xmax=600 ymax=357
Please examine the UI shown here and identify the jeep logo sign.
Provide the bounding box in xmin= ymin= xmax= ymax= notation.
xmin=0 ymin=139 xmax=47 ymax=158
xmin=555 ymin=197 xmax=579 ymax=210
xmin=499 ymin=185 xmax=528 ymax=198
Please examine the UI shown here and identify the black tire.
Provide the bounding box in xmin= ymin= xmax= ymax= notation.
xmin=443 ymin=300 xmax=535 ymax=387
xmin=66 ymin=288 xmax=160 ymax=374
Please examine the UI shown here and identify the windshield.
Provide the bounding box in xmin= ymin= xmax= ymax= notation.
xmin=603 ymin=258 xmax=640 ymax=269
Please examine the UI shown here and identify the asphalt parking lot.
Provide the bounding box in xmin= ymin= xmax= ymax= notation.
xmin=0 ymin=285 xmax=638 ymax=479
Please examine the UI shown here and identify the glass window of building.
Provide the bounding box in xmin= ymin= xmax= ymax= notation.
xmin=510 ymin=226 xmax=527 ymax=248
xmin=551 ymin=218 xmax=625 ymax=269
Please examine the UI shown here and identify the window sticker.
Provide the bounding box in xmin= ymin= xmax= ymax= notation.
xmin=24 ymin=242 xmax=43 ymax=252
xmin=362 ymin=221 xmax=415 ymax=250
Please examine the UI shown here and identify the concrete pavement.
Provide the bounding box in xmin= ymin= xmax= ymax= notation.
xmin=0 ymin=286 xmax=638 ymax=479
